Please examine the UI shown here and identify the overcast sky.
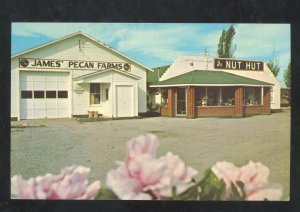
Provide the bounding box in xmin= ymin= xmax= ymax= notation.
xmin=11 ymin=23 xmax=290 ymax=83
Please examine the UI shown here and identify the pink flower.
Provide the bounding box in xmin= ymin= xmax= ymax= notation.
xmin=106 ymin=135 xmax=198 ymax=200
xmin=11 ymin=165 xmax=101 ymax=200
xmin=125 ymin=134 xmax=159 ymax=162
xmin=106 ymin=156 xmax=166 ymax=200
xmin=145 ymin=152 xmax=198 ymax=198
xmin=211 ymin=161 xmax=283 ymax=200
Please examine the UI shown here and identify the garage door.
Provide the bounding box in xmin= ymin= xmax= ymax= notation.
xmin=116 ymin=85 xmax=134 ymax=117
xmin=20 ymin=71 xmax=69 ymax=119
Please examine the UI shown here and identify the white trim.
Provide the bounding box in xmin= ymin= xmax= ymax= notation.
xmin=19 ymin=69 xmax=70 ymax=73
xmin=261 ymin=86 xmax=264 ymax=106
xmin=12 ymin=31 xmax=154 ymax=73
xmin=73 ymin=68 xmax=141 ymax=82
xmin=270 ymin=87 xmax=275 ymax=104
xmin=150 ymin=84 xmax=273 ymax=88
xmin=17 ymin=69 xmax=20 ymax=120
xmin=69 ymin=70 xmax=73 ymax=117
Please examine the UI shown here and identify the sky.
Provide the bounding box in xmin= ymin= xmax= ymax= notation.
xmin=11 ymin=23 xmax=290 ymax=84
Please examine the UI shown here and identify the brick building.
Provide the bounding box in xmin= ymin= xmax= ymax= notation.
xmin=149 ymin=54 xmax=280 ymax=118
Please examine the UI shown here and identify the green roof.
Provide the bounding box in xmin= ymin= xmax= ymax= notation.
xmin=151 ymin=70 xmax=273 ymax=87
xmin=147 ymin=65 xmax=170 ymax=84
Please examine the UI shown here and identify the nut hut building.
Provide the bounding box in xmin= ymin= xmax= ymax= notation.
xmin=149 ymin=53 xmax=281 ymax=118
xmin=11 ymin=32 xmax=153 ymax=120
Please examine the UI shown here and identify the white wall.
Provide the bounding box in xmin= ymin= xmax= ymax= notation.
xmin=11 ymin=59 xmax=20 ymax=118
xmin=72 ymin=70 xmax=139 ymax=117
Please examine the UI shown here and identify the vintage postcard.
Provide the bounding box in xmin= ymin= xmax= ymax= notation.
xmin=10 ymin=23 xmax=290 ymax=201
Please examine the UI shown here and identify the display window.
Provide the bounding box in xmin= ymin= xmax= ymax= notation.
xmin=195 ymin=87 xmax=235 ymax=106
xmin=244 ymin=87 xmax=262 ymax=106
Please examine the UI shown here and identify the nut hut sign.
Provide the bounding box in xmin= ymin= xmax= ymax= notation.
xmin=214 ymin=58 xmax=263 ymax=71
xmin=19 ymin=58 xmax=131 ymax=71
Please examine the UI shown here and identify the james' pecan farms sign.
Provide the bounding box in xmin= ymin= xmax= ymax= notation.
xmin=19 ymin=58 xmax=131 ymax=71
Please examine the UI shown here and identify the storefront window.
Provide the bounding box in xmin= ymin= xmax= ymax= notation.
xmin=161 ymin=88 xmax=168 ymax=106
xmin=90 ymin=83 xmax=100 ymax=104
xmin=195 ymin=87 xmax=235 ymax=106
xmin=195 ymin=87 xmax=206 ymax=106
xmin=244 ymin=87 xmax=262 ymax=106
xmin=207 ymin=87 xmax=220 ymax=106
xmin=222 ymin=87 xmax=235 ymax=106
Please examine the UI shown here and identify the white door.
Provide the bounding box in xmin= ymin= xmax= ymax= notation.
xmin=20 ymin=71 xmax=69 ymax=119
xmin=116 ymin=85 xmax=134 ymax=117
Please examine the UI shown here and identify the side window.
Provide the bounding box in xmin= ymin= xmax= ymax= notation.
xmin=21 ymin=91 xmax=33 ymax=99
xmin=90 ymin=83 xmax=100 ymax=104
xmin=46 ymin=91 xmax=56 ymax=98
xmin=58 ymin=91 xmax=68 ymax=98
xmin=34 ymin=91 xmax=45 ymax=99
xmin=105 ymin=88 xmax=109 ymax=100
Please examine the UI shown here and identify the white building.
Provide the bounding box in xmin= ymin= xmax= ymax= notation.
xmin=11 ymin=32 xmax=153 ymax=120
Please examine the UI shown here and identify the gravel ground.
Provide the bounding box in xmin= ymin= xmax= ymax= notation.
xmin=11 ymin=110 xmax=290 ymax=200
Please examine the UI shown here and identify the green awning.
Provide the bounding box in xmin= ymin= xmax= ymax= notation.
xmin=150 ymin=70 xmax=273 ymax=87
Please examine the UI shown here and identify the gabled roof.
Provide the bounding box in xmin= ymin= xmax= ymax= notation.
xmin=150 ymin=70 xmax=273 ymax=87
xmin=73 ymin=68 xmax=141 ymax=83
xmin=11 ymin=31 xmax=153 ymax=72
xmin=147 ymin=65 xmax=170 ymax=84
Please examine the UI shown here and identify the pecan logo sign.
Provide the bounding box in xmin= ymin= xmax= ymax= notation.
xmin=19 ymin=59 xmax=29 ymax=67
xmin=124 ymin=63 xmax=130 ymax=71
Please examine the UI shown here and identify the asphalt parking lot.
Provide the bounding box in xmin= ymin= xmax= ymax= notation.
xmin=11 ymin=110 xmax=290 ymax=200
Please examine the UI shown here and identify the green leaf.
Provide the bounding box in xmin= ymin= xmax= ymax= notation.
xmin=197 ymin=169 xmax=227 ymax=200
xmin=96 ymin=188 xmax=119 ymax=200
xmin=176 ymin=183 xmax=200 ymax=200
xmin=236 ymin=181 xmax=246 ymax=199
xmin=230 ymin=182 xmax=244 ymax=201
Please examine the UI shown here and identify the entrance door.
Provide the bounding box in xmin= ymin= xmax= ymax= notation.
xmin=176 ymin=88 xmax=186 ymax=115
xmin=116 ymin=85 xmax=134 ymax=117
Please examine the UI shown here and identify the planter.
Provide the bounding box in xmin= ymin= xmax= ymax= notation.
xmin=88 ymin=111 xmax=94 ymax=118
xmin=93 ymin=111 xmax=99 ymax=118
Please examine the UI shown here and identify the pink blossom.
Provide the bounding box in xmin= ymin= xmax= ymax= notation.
xmin=106 ymin=135 xmax=198 ymax=200
xmin=11 ymin=165 xmax=101 ymax=200
xmin=125 ymin=134 xmax=159 ymax=162
xmin=145 ymin=152 xmax=198 ymax=198
xmin=211 ymin=161 xmax=283 ymax=200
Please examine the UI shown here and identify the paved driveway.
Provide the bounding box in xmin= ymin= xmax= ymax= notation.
xmin=11 ymin=111 xmax=290 ymax=199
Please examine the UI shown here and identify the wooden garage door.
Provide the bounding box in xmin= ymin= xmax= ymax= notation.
xmin=20 ymin=71 xmax=69 ymax=119
xmin=116 ymin=85 xmax=134 ymax=117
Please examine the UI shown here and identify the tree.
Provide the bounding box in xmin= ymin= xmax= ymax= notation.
xmin=283 ymin=61 xmax=291 ymax=87
xmin=217 ymin=25 xmax=236 ymax=58
xmin=267 ymin=48 xmax=280 ymax=77
xmin=217 ymin=30 xmax=226 ymax=57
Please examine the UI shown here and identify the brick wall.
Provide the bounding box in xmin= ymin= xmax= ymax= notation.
xmin=160 ymin=88 xmax=175 ymax=116
xmin=186 ymin=87 xmax=195 ymax=118
xmin=195 ymin=106 xmax=235 ymax=117
xmin=234 ymin=87 xmax=244 ymax=117
xmin=160 ymin=105 xmax=169 ymax=116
